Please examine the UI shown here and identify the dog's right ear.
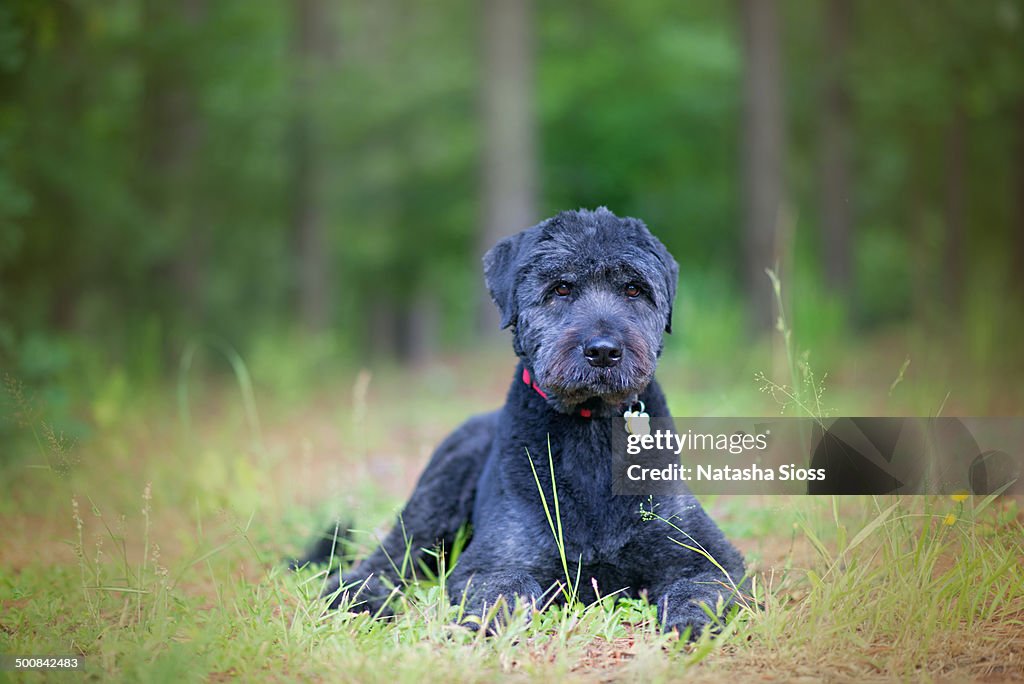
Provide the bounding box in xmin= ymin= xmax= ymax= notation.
xmin=483 ymin=232 xmax=526 ymax=329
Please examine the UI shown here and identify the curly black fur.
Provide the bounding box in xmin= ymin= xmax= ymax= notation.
xmin=305 ymin=208 xmax=745 ymax=636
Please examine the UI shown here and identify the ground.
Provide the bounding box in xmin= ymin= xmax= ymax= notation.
xmin=1 ymin=339 xmax=1023 ymax=682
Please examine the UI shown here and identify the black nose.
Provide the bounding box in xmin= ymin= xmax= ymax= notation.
xmin=583 ymin=336 xmax=623 ymax=368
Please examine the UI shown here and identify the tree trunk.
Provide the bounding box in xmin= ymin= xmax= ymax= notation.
xmin=290 ymin=0 xmax=335 ymax=332
xmin=141 ymin=0 xmax=207 ymax=322
xmin=739 ymin=0 xmax=786 ymax=334
xmin=1013 ymin=97 xmax=1024 ymax=295
xmin=478 ymin=0 xmax=538 ymax=333
xmin=820 ymin=0 xmax=853 ymax=299
xmin=368 ymin=295 xmax=399 ymax=362
xmin=141 ymin=0 xmax=206 ymax=325
xmin=943 ymin=98 xmax=967 ymax=316
xmin=401 ymin=288 xmax=440 ymax=368
xmin=45 ymin=4 xmax=85 ymax=330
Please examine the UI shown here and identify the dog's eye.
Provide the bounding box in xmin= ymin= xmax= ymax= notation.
xmin=623 ymin=283 xmax=641 ymax=298
xmin=553 ymin=282 xmax=572 ymax=297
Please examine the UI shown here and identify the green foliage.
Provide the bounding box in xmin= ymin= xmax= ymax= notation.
xmin=0 ymin=0 xmax=1020 ymax=373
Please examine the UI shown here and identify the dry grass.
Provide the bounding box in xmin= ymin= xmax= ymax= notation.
xmin=1 ymin=345 xmax=1023 ymax=682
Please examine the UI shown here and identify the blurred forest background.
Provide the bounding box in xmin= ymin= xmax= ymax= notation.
xmin=2 ymin=0 xmax=1024 ymax=443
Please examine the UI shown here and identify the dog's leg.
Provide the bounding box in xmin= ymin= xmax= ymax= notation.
xmin=322 ymin=411 xmax=497 ymax=614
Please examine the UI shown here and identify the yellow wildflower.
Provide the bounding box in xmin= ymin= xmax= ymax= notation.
xmin=942 ymin=513 xmax=956 ymax=526
xmin=950 ymin=491 xmax=969 ymax=502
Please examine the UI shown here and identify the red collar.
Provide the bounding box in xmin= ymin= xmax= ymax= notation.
xmin=522 ymin=367 xmax=592 ymax=418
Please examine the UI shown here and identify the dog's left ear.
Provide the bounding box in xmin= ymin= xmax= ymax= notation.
xmin=483 ymin=231 xmax=527 ymax=329
xmin=650 ymin=236 xmax=679 ymax=334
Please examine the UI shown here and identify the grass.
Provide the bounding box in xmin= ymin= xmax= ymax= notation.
xmin=525 ymin=435 xmax=582 ymax=606
xmin=1 ymin=331 xmax=1023 ymax=682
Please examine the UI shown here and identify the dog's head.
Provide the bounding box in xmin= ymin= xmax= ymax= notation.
xmin=484 ymin=207 xmax=678 ymax=409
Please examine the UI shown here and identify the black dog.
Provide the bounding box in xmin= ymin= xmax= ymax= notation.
xmin=305 ymin=208 xmax=745 ymax=634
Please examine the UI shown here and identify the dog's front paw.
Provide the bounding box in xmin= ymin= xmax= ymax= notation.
xmin=657 ymin=598 xmax=720 ymax=639
xmin=652 ymin=571 xmax=743 ymax=639
xmin=450 ymin=570 xmax=542 ymax=634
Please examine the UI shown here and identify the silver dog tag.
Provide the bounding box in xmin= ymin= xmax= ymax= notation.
xmin=624 ymin=401 xmax=650 ymax=436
